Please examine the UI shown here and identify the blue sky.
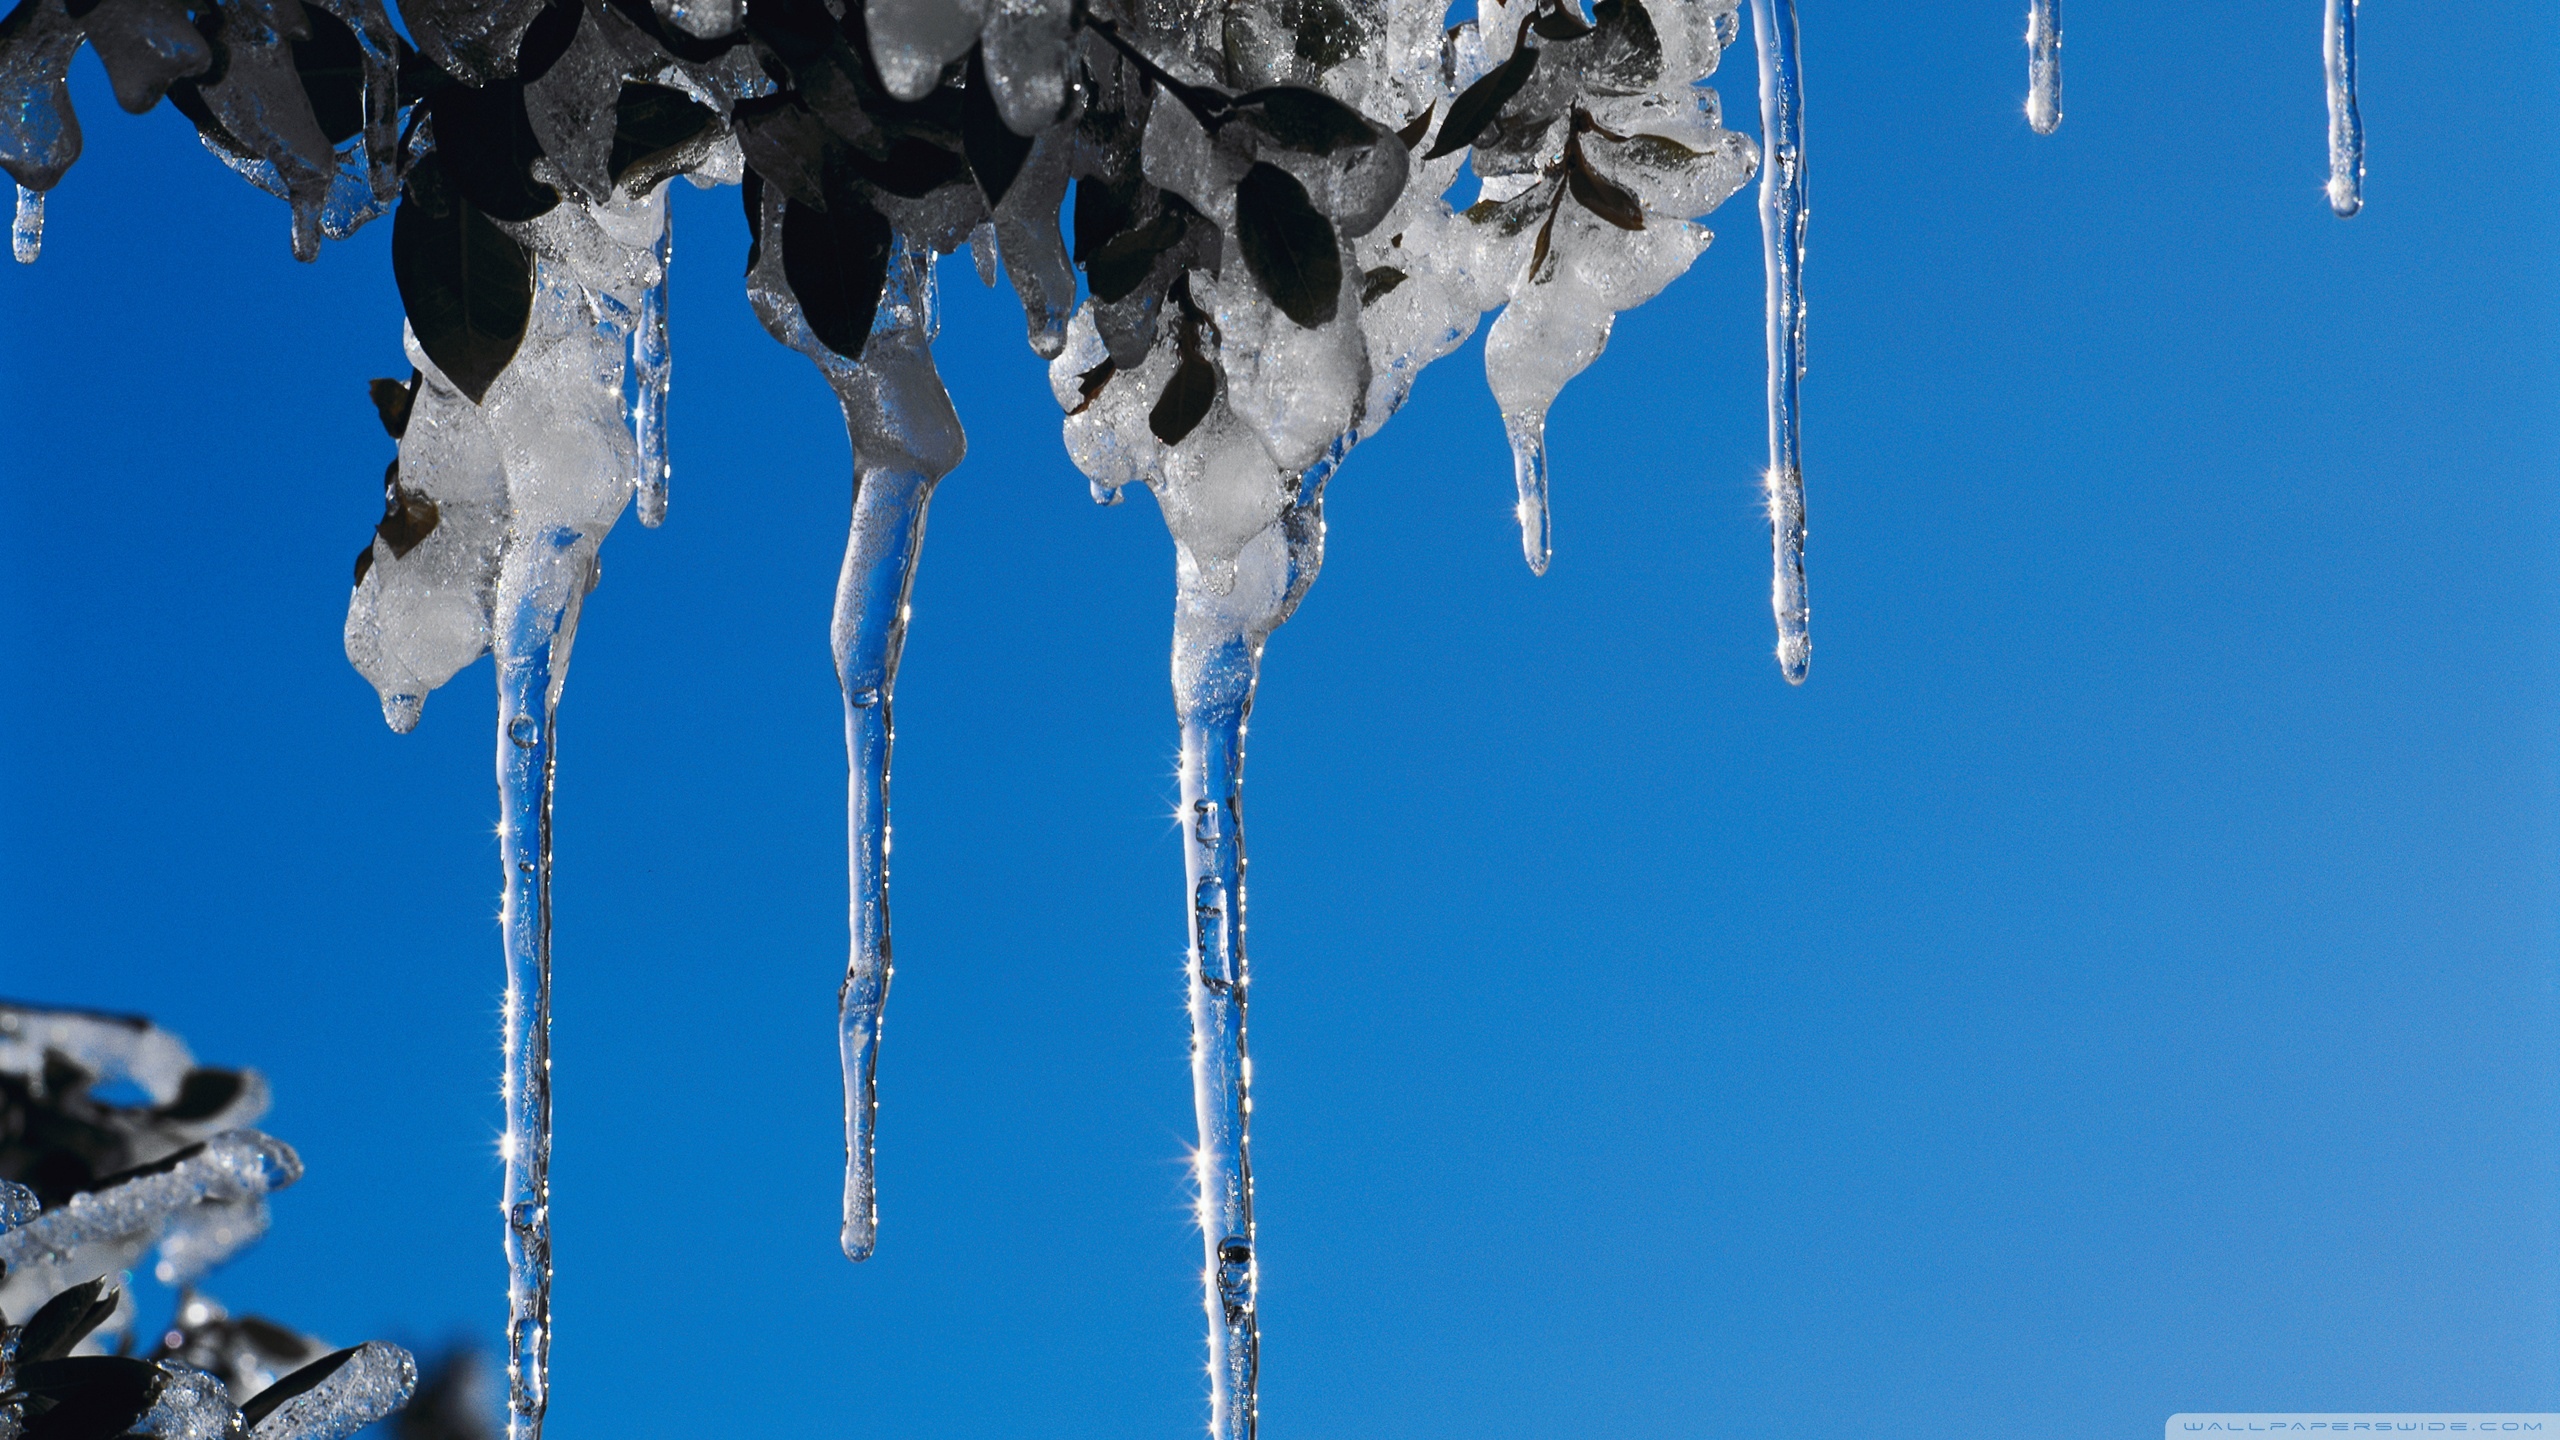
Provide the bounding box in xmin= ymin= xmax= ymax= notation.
xmin=2 ymin=2 xmax=2556 ymax=1436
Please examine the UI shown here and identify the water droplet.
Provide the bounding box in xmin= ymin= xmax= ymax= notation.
xmin=383 ymin=693 xmax=424 ymax=733
xmin=848 ymin=687 xmax=882 ymax=708
xmin=509 ymin=713 xmax=541 ymax=747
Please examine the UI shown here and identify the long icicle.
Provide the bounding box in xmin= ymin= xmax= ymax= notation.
xmin=496 ymin=532 xmax=589 ymax=1440
xmin=2323 ymin=0 xmax=2362 ymax=217
xmin=1180 ymin=612 xmax=1260 ymax=1440
xmin=834 ymin=462 xmax=934 ymax=1261
xmin=1749 ymin=0 xmax=1809 ymax=683
xmin=2025 ymin=0 xmax=2061 ymax=134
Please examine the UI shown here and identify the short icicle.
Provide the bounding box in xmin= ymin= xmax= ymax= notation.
xmin=13 ymin=184 xmax=41 ymax=263
xmin=1749 ymin=0 xmax=1810 ymax=683
xmin=2025 ymin=0 xmax=2061 ymax=134
xmin=2323 ymin=0 xmax=2362 ymax=217
xmin=1505 ymin=414 xmax=1552 ymax=576
xmin=633 ymin=213 xmax=673 ymax=527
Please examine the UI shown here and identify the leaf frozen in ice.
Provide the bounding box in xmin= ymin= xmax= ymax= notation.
xmin=1234 ymin=161 xmax=1339 ymax=327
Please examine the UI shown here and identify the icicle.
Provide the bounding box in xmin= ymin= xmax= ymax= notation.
xmin=13 ymin=183 xmax=40 ymax=262
xmin=738 ymin=209 xmax=962 ymax=1262
xmin=832 ymin=460 xmax=929 ymax=1262
xmin=2025 ymin=0 xmax=2061 ymax=134
xmin=494 ymin=530 xmax=576 ymax=1440
xmin=1505 ymin=414 xmax=1551 ymax=576
xmin=1179 ymin=614 xmax=1260 ymax=1440
xmin=633 ymin=212 xmax=673 ymax=528
xmin=1749 ymin=0 xmax=1809 ymax=683
xmin=2323 ymin=0 xmax=2362 ymax=217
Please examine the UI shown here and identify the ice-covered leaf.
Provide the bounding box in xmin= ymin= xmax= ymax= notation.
xmin=1232 ymin=85 xmax=1373 ymax=157
xmin=83 ymin=0 xmax=210 ymax=115
xmin=391 ymin=155 xmax=534 ymax=403
xmin=240 ymin=1348 xmax=356 ymax=1428
xmin=1358 ymin=263 xmax=1405 ymax=303
xmin=961 ymin=46 xmax=1029 ymax=208
xmin=1067 ymin=356 xmax=1115 ymax=415
xmin=0 ymin=0 xmax=89 ymax=191
xmin=1233 ymin=161 xmax=1339 ymax=328
xmin=289 ymin=3 xmax=366 ymax=143
xmin=1424 ymin=35 xmax=1534 ymax=159
xmin=423 ymin=80 xmax=557 ymax=221
xmin=606 ymin=81 xmax=719 ymax=189
xmin=1582 ymin=0 xmax=1663 ymax=93
xmin=1084 ymin=201 xmax=1186 ymax=303
xmin=781 ymin=190 xmax=892 ymax=359
xmin=1565 ymin=137 xmax=1642 ymax=228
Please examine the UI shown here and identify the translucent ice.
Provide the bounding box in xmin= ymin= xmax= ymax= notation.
xmin=13 ymin=182 xmax=39 ymax=262
xmin=1748 ymin=0 xmax=1808 ymax=680
xmin=0 ymin=1002 xmax=198 ymax=1104
xmin=0 ymin=1130 xmax=300 ymax=1323
xmin=2323 ymin=0 xmax=2361 ymax=216
xmin=2025 ymin=0 xmax=2060 ymax=134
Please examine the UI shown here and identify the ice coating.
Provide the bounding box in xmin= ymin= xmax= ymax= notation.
xmin=135 ymin=1362 xmax=244 ymax=1440
xmin=0 ymin=1178 xmax=37 ymax=1229
xmin=0 ymin=1130 xmax=301 ymax=1322
xmin=12 ymin=183 xmax=38 ymax=262
xmin=2025 ymin=0 xmax=2060 ymax=134
xmin=0 ymin=1001 xmax=199 ymax=1103
xmin=249 ymin=1343 xmax=419 ymax=1440
xmin=2323 ymin=0 xmax=2361 ymax=217
xmin=1748 ymin=0 xmax=1808 ymax=681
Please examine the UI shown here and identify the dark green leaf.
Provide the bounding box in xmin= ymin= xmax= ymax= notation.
xmin=1232 ymin=85 xmax=1375 ymax=157
xmin=1149 ymin=351 xmax=1217 ymax=444
xmin=1234 ymin=162 xmax=1341 ymax=327
xmin=1084 ymin=203 xmax=1186 ymax=303
xmin=1359 ymin=264 xmax=1406 ymax=304
xmin=1066 ymin=357 xmax=1115 ymax=416
xmin=781 ymin=191 xmax=892 ymax=360
xmin=512 ymin=0 xmax=579 ymax=83
xmin=1423 ymin=39 xmax=1536 ymax=159
xmin=607 ymin=81 xmax=719 ymax=187
xmin=393 ymin=153 xmax=534 ymax=403
xmin=732 ymin=93 xmax=833 ymax=211
xmin=961 ymin=46 xmax=1031 ymax=208
xmin=1565 ymin=137 xmax=1644 ymax=228
xmin=376 ymin=461 xmax=440 ymax=557
xmin=241 ymin=1346 xmax=359 ymax=1428
xmin=740 ymin=167 xmax=763 ymax=272
xmin=353 ymin=545 xmax=375 ymax=584
xmin=848 ymin=134 xmax=966 ymax=198
xmin=1393 ymin=105 xmax=1431 ymax=149
xmin=18 ymin=1357 xmax=163 ymax=1440
xmin=15 ymin=1278 xmax=118 ymax=1364
xmin=157 ymin=1066 xmax=247 ymax=1121
xmin=1528 ymin=5 xmax=1590 ymax=40
xmin=289 ymin=2 xmax=365 ymax=141
xmin=1071 ymin=173 xmax=1137 ymax=265
xmin=424 ymin=79 xmax=559 ymax=221
xmin=368 ymin=372 xmax=418 ymax=438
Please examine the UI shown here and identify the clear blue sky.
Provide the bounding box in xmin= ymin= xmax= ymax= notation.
xmin=2 ymin=3 xmax=2555 ymax=1436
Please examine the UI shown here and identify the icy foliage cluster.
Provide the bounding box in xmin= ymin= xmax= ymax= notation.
xmin=0 ymin=0 xmax=2372 ymax=1429
xmin=0 ymin=1002 xmax=424 ymax=1440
